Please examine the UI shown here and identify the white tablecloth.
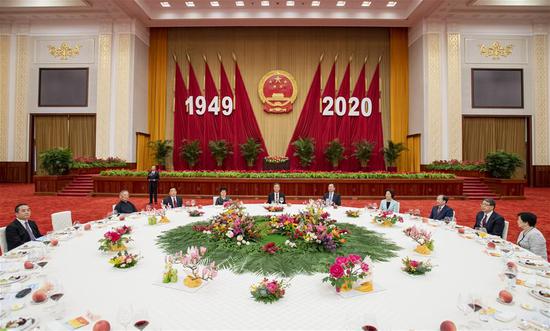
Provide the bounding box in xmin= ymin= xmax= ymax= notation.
xmin=1 ymin=204 xmax=549 ymax=330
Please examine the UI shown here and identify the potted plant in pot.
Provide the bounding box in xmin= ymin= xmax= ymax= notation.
xmin=180 ymin=139 xmax=202 ymax=169
xmin=292 ymin=137 xmax=315 ymax=169
xmin=209 ymin=140 xmax=233 ymax=167
xmin=485 ymin=150 xmax=523 ymax=179
xmin=40 ymin=147 xmax=73 ymax=175
xmin=383 ymin=140 xmax=407 ymax=172
xmin=325 ymin=139 xmax=345 ymax=169
xmin=352 ymin=140 xmax=374 ymax=168
xmin=148 ymin=140 xmax=173 ymax=170
xmin=240 ymin=138 xmax=264 ymax=168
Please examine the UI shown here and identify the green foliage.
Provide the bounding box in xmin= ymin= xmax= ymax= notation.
xmin=383 ymin=140 xmax=408 ymax=167
xmin=148 ymin=140 xmax=173 ymax=167
xmin=100 ymin=169 xmax=457 ymax=179
xmin=179 ymin=139 xmax=202 ymax=168
xmin=324 ymin=139 xmax=345 ymax=168
xmin=240 ymin=138 xmax=264 ymax=167
xmin=352 ymin=140 xmax=374 ymax=167
xmin=485 ymin=150 xmax=523 ymax=179
xmin=208 ymin=140 xmax=233 ymax=167
xmin=157 ymin=218 xmax=400 ymax=277
xmin=39 ymin=148 xmax=73 ymax=175
xmin=292 ymin=137 xmax=315 ymax=168
xmin=70 ymin=157 xmax=127 ymax=169
xmin=425 ymin=159 xmax=486 ymax=172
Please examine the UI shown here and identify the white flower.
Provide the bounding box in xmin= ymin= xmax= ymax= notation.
xmin=237 ymin=235 xmax=244 ymax=241
xmin=226 ymin=231 xmax=234 ymax=238
xmin=316 ymin=239 xmax=321 ymax=244
xmin=245 ymin=241 xmax=250 ymax=245
xmin=237 ymin=242 xmax=241 ymax=246
xmin=418 ymin=238 xmax=425 ymax=244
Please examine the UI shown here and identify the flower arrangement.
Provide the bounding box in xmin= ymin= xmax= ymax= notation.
xmin=223 ymin=200 xmax=244 ymax=210
xmin=366 ymin=202 xmax=378 ymax=210
xmin=323 ymin=254 xmax=373 ymax=293
xmin=174 ymin=246 xmax=218 ymax=288
xmin=109 ymin=251 xmax=140 ymax=269
xmin=407 ymin=209 xmax=422 ymax=217
xmin=148 ymin=215 xmax=157 ymax=225
xmin=162 ymin=256 xmax=178 ymax=283
xmin=264 ymin=204 xmax=285 ymax=212
xmin=345 ymin=209 xmax=361 ymax=218
xmin=195 ymin=205 xmax=259 ymax=244
xmin=98 ymin=229 xmax=132 ymax=252
xmin=372 ymin=211 xmax=403 ymax=227
xmin=426 ymin=159 xmax=485 ymax=172
xmin=403 ymin=225 xmax=434 ymax=255
xmin=188 ymin=209 xmax=205 ymax=217
xmin=264 ymin=156 xmax=289 ymax=164
xmin=401 ymin=257 xmax=433 ymax=275
xmin=250 ymin=278 xmax=289 ymax=303
xmin=262 ymin=242 xmax=279 ymax=255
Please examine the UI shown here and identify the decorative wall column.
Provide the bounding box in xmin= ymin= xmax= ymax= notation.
xmin=533 ymin=25 xmax=549 ymax=165
xmin=96 ymin=23 xmax=113 ymax=158
xmin=0 ymin=27 xmax=10 ymax=161
xmin=425 ymin=24 xmax=443 ymax=162
xmin=114 ymin=31 xmax=132 ymax=161
xmin=447 ymin=32 xmax=462 ymax=160
xmin=13 ymin=24 xmax=30 ymax=161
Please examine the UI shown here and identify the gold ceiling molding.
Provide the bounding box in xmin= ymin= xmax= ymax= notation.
xmin=48 ymin=42 xmax=81 ymax=60
xmin=479 ymin=41 xmax=513 ymax=60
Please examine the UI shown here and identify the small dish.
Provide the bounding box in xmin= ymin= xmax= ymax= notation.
xmin=493 ymin=311 xmax=516 ymax=322
xmin=520 ymin=303 xmax=535 ymax=311
xmin=496 ymin=297 xmax=514 ymax=305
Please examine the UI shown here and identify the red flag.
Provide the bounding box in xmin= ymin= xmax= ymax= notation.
xmin=219 ymin=60 xmax=236 ymax=169
xmin=203 ymin=61 xmax=220 ymax=169
xmin=186 ymin=62 xmax=208 ymax=168
xmin=173 ymin=62 xmax=189 ymax=170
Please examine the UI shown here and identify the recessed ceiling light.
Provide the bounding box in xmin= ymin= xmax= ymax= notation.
xmin=210 ymin=1 xmax=220 ymax=6
xmin=235 ymin=0 xmax=245 ymax=6
xmin=160 ymin=1 xmax=171 ymax=7
xmin=361 ymin=1 xmax=371 ymax=6
xmin=336 ymin=0 xmax=346 ymax=6
xmin=387 ymin=1 xmax=397 ymax=7
xmin=286 ymin=0 xmax=295 ymax=5
xmin=261 ymin=0 xmax=270 ymax=6
xmin=185 ymin=1 xmax=195 ymax=7
xmin=311 ymin=0 xmax=320 ymax=6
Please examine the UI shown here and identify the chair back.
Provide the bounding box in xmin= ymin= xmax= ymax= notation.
xmin=502 ymin=220 xmax=509 ymax=241
xmin=51 ymin=211 xmax=72 ymax=231
xmin=0 ymin=227 xmax=8 ymax=254
xmin=212 ymin=196 xmax=218 ymax=205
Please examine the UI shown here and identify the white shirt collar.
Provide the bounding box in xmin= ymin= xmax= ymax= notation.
xmin=17 ymin=218 xmax=29 ymax=226
xmin=484 ymin=210 xmax=493 ymax=219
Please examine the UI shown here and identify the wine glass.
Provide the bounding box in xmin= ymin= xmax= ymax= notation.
xmin=117 ymin=306 xmax=134 ymax=331
xmin=191 ymin=200 xmax=196 ymax=207
xmin=133 ymin=308 xmax=150 ymax=330
xmin=325 ymin=199 xmax=332 ymax=207
xmin=503 ymin=265 xmax=517 ymax=290
xmin=73 ymin=221 xmax=81 ymax=231
xmin=279 ymin=197 xmax=284 ymax=205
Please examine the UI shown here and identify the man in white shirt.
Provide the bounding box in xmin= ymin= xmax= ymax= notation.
xmin=322 ymin=183 xmax=342 ymax=206
xmin=474 ymin=198 xmax=505 ymax=237
xmin=5 ymin=203 xmax=42 ymax=251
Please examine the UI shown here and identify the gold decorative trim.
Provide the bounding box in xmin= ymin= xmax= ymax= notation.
xmin=427 ymin=33 xmax=442 ymax=162
xmin=0 ymin=35 xmax=9 ymax=161
xmin=14 ymin=35 xmax=29 ymax=161
xmin=479 ymin=41 xmax=513 ymax=60
xmin=48 ymin=42 xmax=81 ymax=60
xmin=447 ymin=33 xmax=462 ymax=160
xmin=114 ymin=34 xmax=131 ymax=160
xmin=96 ymin=34 xmax=112 ymax=158
xmin=534 ymin=35 xmax=548 ymax=165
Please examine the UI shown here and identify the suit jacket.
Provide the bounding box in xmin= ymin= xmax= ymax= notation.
xmin=380 ymin=199 xmax=399 ymax=213
xmin=6 ymin=219 xmax=42 ymax=251
xmin=114 ymin=200 xmax=138 ymax=214
xmin=322 ymin=192 xmax=342 ymax=206
xmin=147 ymin=171 xmax=160 ymax=182
xmin=474 ymin=211 xmax=505 ymax=237
xmin=267 ymin=192 xmax=286 ymax=204
xmin=215 ymin=196 xmax=231 ymax=206
xmin=429 ymin=205 xmax=454 ymax=220
xmin=163 ymin=196 xmax=183 ymax=208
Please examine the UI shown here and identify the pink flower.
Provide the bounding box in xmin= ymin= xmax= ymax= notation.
xmin=199 ymin=247 xmax=207 ymax=255
xmin=266 ymin=282 xmax=278 ymax=294
xmin=335 ymin=256 xmax=349 ymax=265
xmin=361 ymin=263 xmax=370 ymax=272
xmin=329 ymin=263 xmax=344 ymax=278
xmin=348 ymin=254 xmax=362 ymax=263
xmin=410 ymin=260 xmax=419 ymax=268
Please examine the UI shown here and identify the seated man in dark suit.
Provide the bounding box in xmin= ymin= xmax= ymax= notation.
xmin=267 ymin=183 xmax=286 ymax=204
xmin=322 ymin=183 xmax=341 ymax=206
xmin=215 ymin=187 xmax=231 ymax=205
xmin=428 ymin=195 xmax=454 ymax=221
xmin=114 ymin=190 xmax=138 ymax=214
xmin=162 ymin=187 xmax=183 ymax=208
xmin=6 ymin=203 xmax=42 ymax=251
xmin=474 ymin=198 xmax=505 ymax=237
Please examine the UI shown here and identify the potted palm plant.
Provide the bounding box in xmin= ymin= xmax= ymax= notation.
xmin=383 ymin=140 xmax=407 ymax=172
xmin=240 ymin=138 xmax=264 ymax=168
xmin=292 ymin=137 xmax=315 ymax=168
xmin=324 ymin=139 xmax=345 ymax=168
xmin=209 ymin=140 xmax=233 ymax=167
xmin=180 ymin=139 xmax=202 ymax=168
xmin=40 ymin=147 xmax=73 ymax=175
xmin=352 ymin=140 xmax=374 ymax=168
xmin=485 ymin=150 xmax=523 ymax=179
xmin=148 ymin=140 xmax=173 ymax=170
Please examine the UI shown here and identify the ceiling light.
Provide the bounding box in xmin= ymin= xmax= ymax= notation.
xmin=261 ymin=0 xmax=270 ymax=6
xmin=235 ymin=0 xmax=245 ymax=6
xmin=311 ymin=0 xmax=320 ymax=6
xmin=210 ymin=1 xmax=220 ymax=6
xmin=185 ymin=1 xmax=195 ymax=7
xmin=387 ymin=1 xmax=397 ymax=7
xmin=286 ymin=0 xmax=295 ymax=5
xmin=361 ymin=1 xmax=371 ymax=6
xmin=160 ymin=1 xmax=171 ymax=7
xmin=336 ymin=1 xmax=345 ymax=6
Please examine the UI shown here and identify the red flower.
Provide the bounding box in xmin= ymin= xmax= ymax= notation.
xmin=329 ymin=263 xmax=344 ymax=278
xmin=107 ymin=231 xmax=121 ymax=243
xmin=262 ymin=242 xmax=279 ymax=255
xmin=409 ymin=260 xmax=419 ymax=268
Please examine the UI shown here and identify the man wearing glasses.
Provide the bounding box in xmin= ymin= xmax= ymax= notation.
xmin=474 ymin=198 xmax=505 ymax=237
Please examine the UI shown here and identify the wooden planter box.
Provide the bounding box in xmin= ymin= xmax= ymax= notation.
xmin=263 ymin=160 xmax=290 ymax=171
xmin=92 ymin=175 xmax=465 ymax=199
xmin=34 ymin=175 xmax=76 ymax=195
xmin=482 ymin=178 xmax=526 ymax=199
xmin=420 ymin=165 xmax=486 ymax=178
xmin=69 ymin=165 xmax=133 ymax=175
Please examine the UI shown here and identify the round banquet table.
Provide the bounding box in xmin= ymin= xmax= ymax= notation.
xmin=1 ymin=204 xmax=549 ymax=330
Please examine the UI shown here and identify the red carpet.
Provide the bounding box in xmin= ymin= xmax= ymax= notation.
xmin=1 ymin=183 xmax=548 ymax=258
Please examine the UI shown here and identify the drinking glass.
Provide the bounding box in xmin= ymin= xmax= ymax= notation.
xmin=117 ymin=306 xmax=134 ymax=331
xmin=279 ymin=197 xmax=284 ymax=205
xmin=503 ymin=265 xmax=517 ymax=290
xmin=133 ymin=308 xmax=150 ymax=330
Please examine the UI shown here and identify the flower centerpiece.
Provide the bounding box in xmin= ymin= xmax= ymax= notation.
xmin=162 ymin=256 xmax=178 ymax=283
xmin=223 ymin=200 xmax=244 ymax=210
xmin=174 ymin=246 xmax=218 ymax=288
xmin=188 ymin=209 xmax=205 ymax=217
xmin=250 ymin=278 xmax=289 ymax=304
xmin=264 ymin=156 xmax=289 ymax=164
xmin=195 ymin=204 xmax=259 ymax=245
xmin=262 ymin=242 xmax=279 ymax=255
xmin=158 ymin=208 xmax=170 ymax=224
xmin=98 ymin=227 xmax=132 ymax=252
xmin=403 ymin=225 xmax=434 ymax=255
xmin=264 ymin=204 xmax=285 ymax=212
xmin=109 ymin=251 xmax=140 ymax=269
xmin=373 ymin=211 xmax=403 ymax=227
xmin=366 ymin=202 xmax=378 ymax=210
xmin=401 ymin=257 xmax=433 ymax=275
xmin=323 ymin=254 xmax=373 ymax=293
xmin=148 ymin=215 xmax=157 ymax=225
xmin=345 ymin=209 xmax=361 ymax=218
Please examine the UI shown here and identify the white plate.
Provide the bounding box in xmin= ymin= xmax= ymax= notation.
xmin=493 ymin=311 xmax=516 ymax=322
xmin=541 ymin=308 xmax=550 ymax=318
xmin=518 ymin=259 xmax=547 ymax=270
xmin=536 ymin=271 xmax=550 ymax=279
xmin=1 ymin=317 xmax=37 ymax=331
xmin=528 ymin=288 xmax=550 ymax=303
xmin=0 ymin=274 xmax=29 ymax=286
